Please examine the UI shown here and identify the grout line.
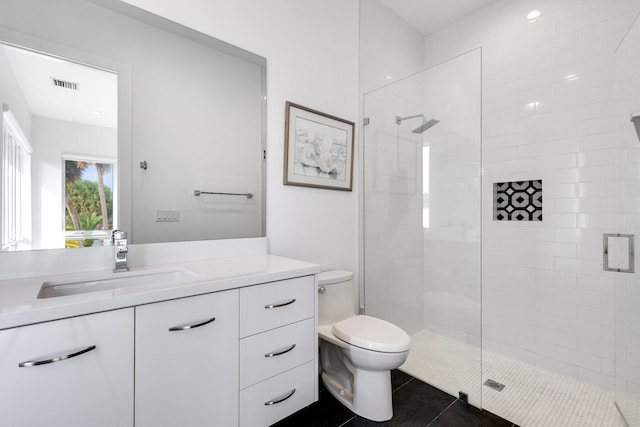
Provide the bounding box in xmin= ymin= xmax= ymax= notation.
xmin=392 ymin=376 xmax=415 ymax=392
xmin=425 ymin=398 xmax=459 ymax=427
xmin=337 ymin=415 xmax=357 ymax=427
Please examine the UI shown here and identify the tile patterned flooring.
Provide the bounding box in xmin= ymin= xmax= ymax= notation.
xmin=274 ymin=370 xmax=516 ymax=427
xmin=275 ymin=328 xmax=630 ymax=426
xmin=404 ymin=329 xmax=627 ymax=427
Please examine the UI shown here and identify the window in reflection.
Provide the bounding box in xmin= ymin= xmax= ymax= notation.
xmin=2 ymin=109 xmax=32 ymax=251
xmin=63 ymin=158 xmax=115 ymax=248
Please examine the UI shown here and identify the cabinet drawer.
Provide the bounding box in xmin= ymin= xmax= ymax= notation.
xmin=239 ymin=361 xmax=315 ymax=427
xmin=240 ymin=318 xmax=315 ymax=389
xmin=0 ymin=309 xmax=134 ymax=427
xmin=240 ymin=275 xmax=315 ymax=337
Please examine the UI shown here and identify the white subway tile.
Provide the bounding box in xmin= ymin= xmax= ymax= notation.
xmin=545 ymin=183 xmax=578 ymax=198
xmin=535 ymin=354 xmax=579 ymax=378
xmin=556 ymin=346 xmax=602 ymax=372
xmin=518 ymin=335 xmax=558 ymax=358
xmin=498 ymin=343 xmax=537 ymax=365
xmin=555 ymin=227 xmax=602 ymax=243
xmin=544 ymin=213 xmax=578 ymax=228
xmin=577 ymin=367 xmax=614 ymax=390
xmin=577 ymin=212 xmax=626 ymax=228
xmin=578 ymin=305 xmax=614 ymax=326
xmin=536 ymin=326 xmax=578 ymax=356
xmin=579 ymin=336 xmax=615 ymax=359
xmin=556 ymin=257 xmax=600 ymax=274
xmin=578 ymin=181 xmax=626 ymax=197
xmin=535 ymin=241 xmax=577 ymax=257
xmin=576 ymin=243 xmax=602 ymax=261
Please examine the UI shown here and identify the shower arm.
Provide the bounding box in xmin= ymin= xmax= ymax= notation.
xmin=396 ymin=114 xmax=426 ymax=125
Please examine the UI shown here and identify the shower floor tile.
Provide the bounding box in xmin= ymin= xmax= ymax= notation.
xmin=402 ymin=329 xmax=626 ymax=427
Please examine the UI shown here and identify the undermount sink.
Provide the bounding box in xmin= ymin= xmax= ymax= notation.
xmin=37 ymin=268 xmax=198 ymax=299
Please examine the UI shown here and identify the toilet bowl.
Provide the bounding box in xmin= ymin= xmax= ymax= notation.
xmin=317 ymin=270 xmax=411 ymax=422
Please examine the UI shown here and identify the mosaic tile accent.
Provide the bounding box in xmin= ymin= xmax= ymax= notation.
xmin=493 ymin=180 xmax=542 ymax=221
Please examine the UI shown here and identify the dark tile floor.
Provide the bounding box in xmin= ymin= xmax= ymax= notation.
xmin=274 ymin=370 xmax=518 ymax=427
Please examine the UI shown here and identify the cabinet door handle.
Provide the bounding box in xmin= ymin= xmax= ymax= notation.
xmin=264 ymin=343 xmax=296 ymax=358
xmin=168 ymin=317 xmax=216 ymax=331
xmin=264 ymin=298 xmax=296 ymax=309
xmin=264 ymin=388 xmax=296 ymax=406
xmin=18 ymin=345 xmax=96 ymax=368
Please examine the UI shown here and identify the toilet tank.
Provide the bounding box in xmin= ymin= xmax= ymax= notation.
xmin=318 ymin=270 xmax=356 ymax=326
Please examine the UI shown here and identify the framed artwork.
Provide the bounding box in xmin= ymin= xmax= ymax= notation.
xmin=283 ymin=101 xmax=355 ymax=191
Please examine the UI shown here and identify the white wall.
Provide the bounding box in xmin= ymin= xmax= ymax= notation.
xmin=359 ymin=0 xmax=425 ymax=94
xmin=121 ymin=0 xmax=360 ymax=273
xmin=0 ymin=47 xmax=31 ymax=139
xmin=31 ymin=117 xmax=116 ymax=249
xmin=424 ymin=0 xmax=640 ymax=390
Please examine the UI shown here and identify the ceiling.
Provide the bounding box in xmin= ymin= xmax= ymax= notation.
xmin=379 ymin=0 xmax=498 ymax=36
xmin=2 ymin=44 xmax=117 ymax=129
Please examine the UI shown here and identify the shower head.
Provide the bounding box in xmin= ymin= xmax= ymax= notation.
xmin=395 ymin=114 xmax=440 ymax=134
xmin=632 ymin=112 xmax=640 ymax=143
xmin=412 ymin=118 xmax=440 ymax=134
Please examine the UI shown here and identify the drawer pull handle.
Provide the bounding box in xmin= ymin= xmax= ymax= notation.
xmin=265 ymin=343 xmax=296 ymax=358
xmin=169 ymin=317 xmax=216 ymax=331
xmin=18 ymin=345 xmax=96 ymax=368
xmin=264 ymin=388 xmax=296 ymax=406
xmin=264 ymin=298 xmax=296 ymax=309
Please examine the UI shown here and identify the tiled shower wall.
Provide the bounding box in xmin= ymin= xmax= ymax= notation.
xmin=423 ymin=0 xmax=640 ymax=390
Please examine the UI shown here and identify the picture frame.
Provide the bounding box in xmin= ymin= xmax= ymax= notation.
xmin=284 ymin=101 xmax=355 ymax=191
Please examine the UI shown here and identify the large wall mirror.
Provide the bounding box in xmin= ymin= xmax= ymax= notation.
xmin=0 ymin=0 xmax=266 ymax=252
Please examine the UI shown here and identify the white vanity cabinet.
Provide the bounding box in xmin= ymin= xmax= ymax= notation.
xmin=239 ymin=275 xmax=317 ymax=427
xmin=0 ymin=256 xmax=319 ymax=427
xmin=0 ymin=308 xmax=134 ymax=427
xmin=135 ymin=289 xmax=239 ymax=427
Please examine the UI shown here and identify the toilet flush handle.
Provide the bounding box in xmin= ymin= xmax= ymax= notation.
xmin=318 ymin=286 xmax=326 ymax=294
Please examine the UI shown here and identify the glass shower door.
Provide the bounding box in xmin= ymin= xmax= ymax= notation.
xmin=614 ymin=14 xmax=640 ymax=427
xmin=363 ymin=49 xmax=482 ymax=406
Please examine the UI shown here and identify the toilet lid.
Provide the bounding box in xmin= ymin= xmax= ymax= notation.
xmin=332 ymin=315 xmax=411 ymax=353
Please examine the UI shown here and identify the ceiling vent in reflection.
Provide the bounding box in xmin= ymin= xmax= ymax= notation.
xmin=50 ymin=77 xmax=79 ymax=91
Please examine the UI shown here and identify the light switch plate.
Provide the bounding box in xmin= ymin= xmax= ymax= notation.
xmin=155 ymin=209 xmax=179 ymax=222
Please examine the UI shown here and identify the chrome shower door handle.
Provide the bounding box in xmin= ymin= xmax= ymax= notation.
xmin=18 ymin=345 xmax=97 ymax=367
xmin=264 ymin=298 xmax=296 ymax=309
xmin=264 ymin=389 xmax=296 ymax=406
xmin=168 ymin=317 xmax=216 ymax=331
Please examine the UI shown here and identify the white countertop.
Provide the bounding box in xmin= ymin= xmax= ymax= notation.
xmin=0 ymin=254 xmax=320 ymax=330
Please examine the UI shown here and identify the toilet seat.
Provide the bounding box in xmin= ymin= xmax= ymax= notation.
xmin=332 ymin=315 xmax=410 ymax=353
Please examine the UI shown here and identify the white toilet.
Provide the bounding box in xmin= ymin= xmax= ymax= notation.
xmin=317 ymin=270 xmax=411 ymax=422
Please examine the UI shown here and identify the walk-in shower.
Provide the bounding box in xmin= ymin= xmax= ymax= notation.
xmin=362 ymin=1 xmax=640 ymax=425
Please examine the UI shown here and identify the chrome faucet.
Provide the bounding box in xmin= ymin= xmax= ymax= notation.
xmin=111 ymin=230 xmax=129 ymax=272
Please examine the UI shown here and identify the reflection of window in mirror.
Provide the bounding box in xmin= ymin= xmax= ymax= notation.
xmin=63 ymin=157 xmax=116 ymax=248
xmin=422 ymin=145 xmax=430 ymax=229
xmin=2 ymin=108 xmax=32 ymax=251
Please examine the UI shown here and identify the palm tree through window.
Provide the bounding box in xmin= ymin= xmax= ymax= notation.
xmin=64 ymin=158 xmax=115 ymax=248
